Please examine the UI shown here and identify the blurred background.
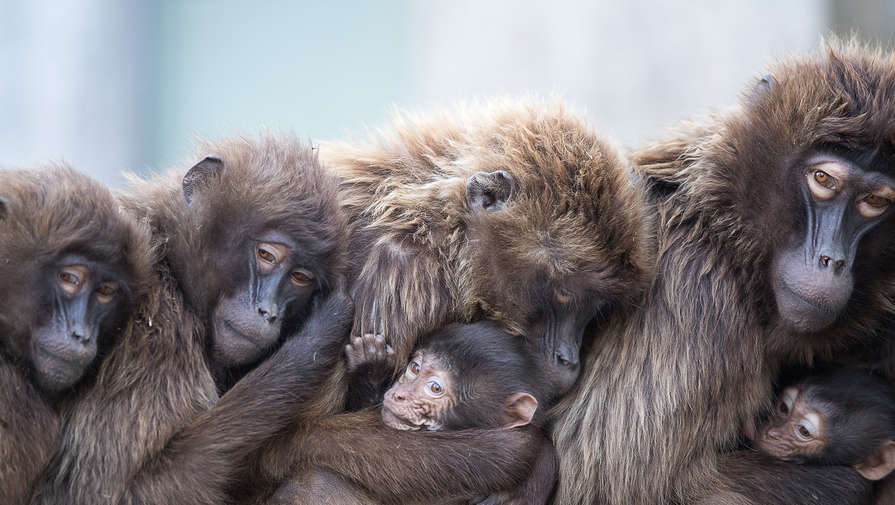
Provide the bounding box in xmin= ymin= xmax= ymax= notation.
xmin=1 ymin=0 xmax=894 ymax=187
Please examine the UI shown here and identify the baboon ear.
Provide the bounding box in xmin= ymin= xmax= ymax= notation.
xmin=500 ymin=392 xmax=538 ymax=429
xmin=182 ymin=156 xmax=224 ymax=205
xmin=466 ymin=170 xmax=516 ymax=213
xmin=0 ymin=197 xmax=7 ymax=220
xmin=854 ymin=440 xmax=895 ymax=481
xmin=749 ymin=74 xmax=776 ymax=101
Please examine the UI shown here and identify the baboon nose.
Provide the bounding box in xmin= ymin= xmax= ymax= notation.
xmin=818 ymin=255 xmax=847 ymax=275
xmin=257 ymin=307 xmax=277 ymax=324
xmin=555 ymin=349 xmax=579 ymax=368
xmin=70 ymin=324 xmax=90 ymax=343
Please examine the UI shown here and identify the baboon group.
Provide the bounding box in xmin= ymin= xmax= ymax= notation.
xmin=3 ymin=41 xmax=895 ymax=505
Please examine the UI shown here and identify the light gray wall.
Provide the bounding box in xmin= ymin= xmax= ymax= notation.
xmin=3 ymin=0 xmax=892 ymax=187
xmin=406 ymin=0 xmax=827 ymax=146
xmin=0 ymin=0 xmax=149 ymax=187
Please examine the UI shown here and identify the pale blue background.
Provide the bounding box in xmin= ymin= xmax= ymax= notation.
xmin=1 ymin=0 xmax=893 ymax=186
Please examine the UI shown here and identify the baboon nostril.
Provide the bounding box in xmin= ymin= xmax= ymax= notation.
xmin=819 ymin=255 xmax=831 ymax=267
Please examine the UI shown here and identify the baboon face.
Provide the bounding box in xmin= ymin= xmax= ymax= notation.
xmin=771 ymin=153 xmax=894 ymax=332
xmin=727 ymin=67 xmax=895 ymax=335
xmin=463 ymin=140 xmax=647 ymax=394
xmin=0 ymin=167 xmax=149 ymax=393
xmin=29 ymin=255 xmax=132 ymax=391
xmin=383 ymin=322 xmax=541 ymax=431
xmin=752 ymin=369 xmax=895 ymax=481
xmin=208 ymin=229 xmax=319 ymax=368
xmin=171 ymin=144 xmax=346 ymax=370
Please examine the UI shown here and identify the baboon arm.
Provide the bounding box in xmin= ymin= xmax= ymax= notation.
xmin=0 ymin=364 xmax=58 ymax=505
xmin=472 ymin=436 xmax=558 ymax=505
xmin=119 ymin=303 xmax=349 ymax=505
xmin=705 ymin=451 xmax=872 ymax=505
xmin=260 ymin=410 xmax=541 ymax=505
xmin=28 ymin=283 xmax=217 ymax=505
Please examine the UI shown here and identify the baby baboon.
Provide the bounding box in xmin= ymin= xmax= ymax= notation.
xmin=273 ymin=322 xmax=557 ymax=505
xmin=703 ymin=367 xmax=895 ymax=505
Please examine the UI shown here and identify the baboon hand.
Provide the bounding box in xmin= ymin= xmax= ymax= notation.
xmin=345 ymin=333 xmax=395 ymax=372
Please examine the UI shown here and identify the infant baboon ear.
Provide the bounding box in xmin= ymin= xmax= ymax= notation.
xmin=855 ymin=440 xmax=895 ymax=481
xmin=0 ymin=196 xmax=8 ymax=220
xmin=466 ymin=170 xmax=516 ymax=212
xmin=501 ymin=392 xmax=539 ymax=429
xmin=182 ymin=156 xmax=224 ymax=205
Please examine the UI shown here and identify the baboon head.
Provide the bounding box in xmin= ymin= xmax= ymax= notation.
xmin=0 ymin=166 xmax=152 ymax=393
xmin=460 ymin=103 xmax=651 ymax=393
xmin=126 ymin=137 xmax=347 ymax=376
xmin=689 ymin=42 xmax=895 ymax=337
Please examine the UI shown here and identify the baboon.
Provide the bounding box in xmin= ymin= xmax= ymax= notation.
xmin=700 ymin=368 xmax=895 ymax=505
xmin=552 ymin=41 xmax=895 ymax=505
xmin=750 ymin=368 xmax=895 ymax=477
xmin=271 ymin=322 xmax=558 ymax=505
xmin=0 ymin=166 xmax=152 ymax=504
xmin=327 ymin=98 xmax=652 ymax=402
xmin=249 ymin=99 xmax=652 ymax=504
xmin=28 ymin=138 xmax=354 ymax=505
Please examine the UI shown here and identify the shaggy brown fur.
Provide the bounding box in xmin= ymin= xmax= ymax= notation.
xmin=0 ymin=165 xmax=152 ymax=505
xmin=327 ymin=98 xmax=652 ymax=380
xmin=28 ymin=137 xmax=352 ymax=505
xmin=552 ymin=41 xmax=895 ymax=505
xmin=257 ymin=409 xmax=544 ymax=505
xmin=699 ymin=452 xmax=872 ymax=505
xmin=250 ymin=99 xmax=652 ymax=504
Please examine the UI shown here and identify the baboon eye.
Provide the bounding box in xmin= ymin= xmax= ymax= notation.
xmin=807 ymin=170 xmax=837 ymax=200
xmin=426 ymin=380 xmax=444 ymax=397
xmin=796 ymin=424 xmax=813 ymax=441
xmin=58 ymin=266 xmax=89 ymax=294
xmin=290 ymin=269 xmax=315 ymax=287
xmin=407 ymin=361 xmax=420 ymax=377
xmin=555 ymin=288 xmax=572 ymax=304
xmin=857 ymin=193 xmax=891 ymax=218
xmin=95 ymin=282 xmax=120 ymax=304
xmin=59 ymin=271 xmax=80 ymax=287
xmin=814 ymin=171 xmax=834 ymax=188
xmin=257 ymin=247 xmax=276 ymax=264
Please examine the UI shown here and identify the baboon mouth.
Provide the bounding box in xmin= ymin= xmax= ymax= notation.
xmin=774 ymin=280 xmax=841 ymax=332
xmin=34 ymin=344 xmax=88 ymax=368
xmin=777 ymin=281 xmax=838 ymax=315
xmin=381 ymin=408 xmax=422 ymax=431
xmin=217 ymin=319 xmax=267 ymax=349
